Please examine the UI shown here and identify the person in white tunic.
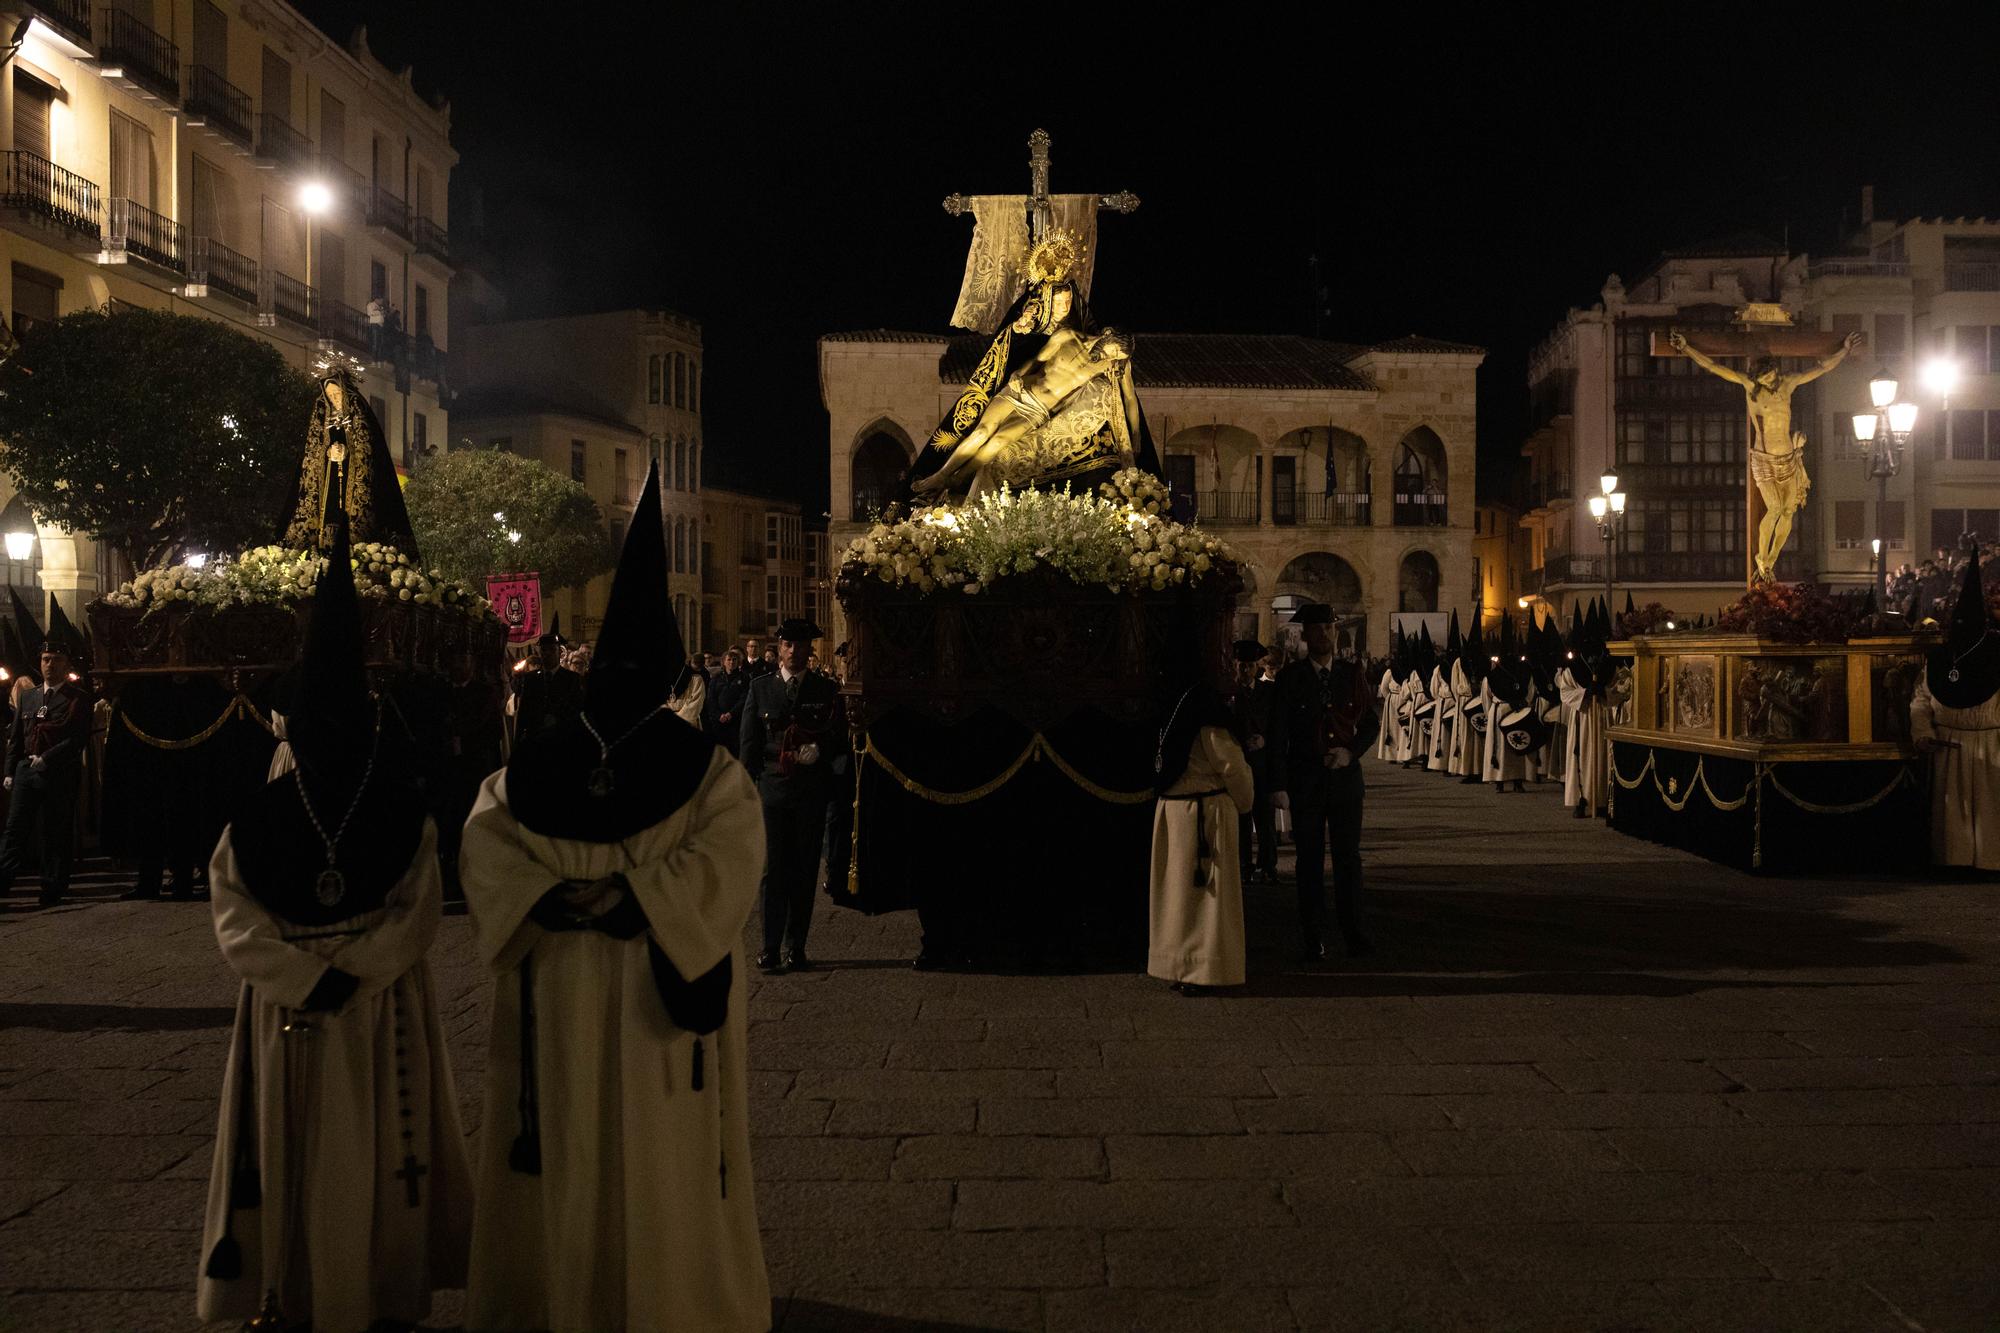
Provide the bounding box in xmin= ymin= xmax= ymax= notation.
xmin=1450 ymin=623 xmax=1487 ymax=781
xmin=1910 ymin=553 xmax=2000 ymax=868
xmin=460 ymin=461 xmax=772 ymax=1333
xmin=1149 ymin=685 xmax=1255 ymax=991
xmin=1374 ymin=664 xmax=1397 ymax=761
xmin=197 ymin=516 xmax=472 ymax=1333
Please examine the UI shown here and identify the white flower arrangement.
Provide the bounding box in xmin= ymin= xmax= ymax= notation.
xmin=841 ymin=472 xmax=1237 ymax=596
xmin=104 ymin=542 xmax=492 ymax=620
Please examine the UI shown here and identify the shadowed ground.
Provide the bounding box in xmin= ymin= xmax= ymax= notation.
xmin=1 ymin=757 xmax=1995 ymax=1331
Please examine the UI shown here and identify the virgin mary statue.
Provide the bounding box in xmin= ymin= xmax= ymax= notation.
xmin=280 ymin=363 xmax=423 ymax=558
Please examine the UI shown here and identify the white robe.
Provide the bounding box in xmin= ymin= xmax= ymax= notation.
xmin=1483 ymin=681 xmax=1535 ymax=783
xmin=671 ymin=672 xmax=708 ymax=730
xmin=460 ymin=750 xmax=771 ymax=1333
xmin=1559 ymin=669 xmax=1606 ymax=816
xmin=1148 ymin=727 xmax=1255 ymax=987
xmin=1909 ymin=674 xmax=2000 ymax=868
xmin=197 ymin=820 xmax=473 ymax=1333
xmin=1448 ymin=661 xmax=1480 ymax=777
xmin=1374 ymin=669 xmax=1397 ymax=760
xmin=1426 ymin=666 xmax=1452 ymax=771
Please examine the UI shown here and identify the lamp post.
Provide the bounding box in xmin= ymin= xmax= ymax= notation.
xmin=1852 ymin=363 xmax=1927 ymax=616
xmin=298 ymin=180 xmax=333 ymax=325
xmin=1587 ymin=469 xmax=1627 ymax=617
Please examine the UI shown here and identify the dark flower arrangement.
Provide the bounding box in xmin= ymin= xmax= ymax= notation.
xmin=1616 ymin=601 xmax=1678 ymax=637
xmin=1715 ymin=581 xmax=1869 ymax=644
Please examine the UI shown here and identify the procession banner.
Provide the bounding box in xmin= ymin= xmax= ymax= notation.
xmin=488 ymin=573 xmax=542 ymax=645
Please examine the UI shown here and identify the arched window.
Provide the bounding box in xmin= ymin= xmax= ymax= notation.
xmin=1393 ymin=427 xmax=1448 ymax=527
xmin=648 ymin=435 xmax=663 ymax=475
xmin=688 ymin=359 xmax=699 ymax=414
xmin=1397 ymin=550 xmax=1441 ymax=612
xmin=647 ymin=355 xmax=662 ymax=405
xmin=671 ymin=353 xmax=685 ymax=408
xmin=851 ymin=428 xmax=912 ymax=521
xmin=689 ymin=441 xmax=700 ymax=492
xmin=1278 ymin=551 xmax=1368 ymax=655
xmin=674 ymin=438 xmax=688 ymax=490
xmin=675 ymin=518 xmax=688 ymax=573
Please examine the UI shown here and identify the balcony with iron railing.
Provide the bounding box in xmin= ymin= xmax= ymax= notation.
xmin=1808 ymin=259 xmax=1911 ymax=280
xmin=2 ymin=151 xmax=102 ymax=239
xmin=1392 ymin=490 xmax=1449 ymax=527
xmin=185 ymin=65 xmax=252 ymax=146
xmin=255 ymin=112 xmax=312 ymax=168
xmin=311 ymin=155 xmax=368 ymax=217
xmin=1193 ymin=489 xmax=1259 ymax=526
xmin=26 ymin=0 xmax=91 ymax=45
xmin=316 ymin=298 xmax=368 ymax=353
xmin=189 ymin=236 xmax=258 ymax=306
xmin=1528 ymin=479 xmax=1572 ymax=508
xmin=107 ymin=197 xmax=183 ymax=272
xmin=413 ymin=216 xmax=449 ymax=263
xmin=408 ymin=334 xmax=442 ymax=383
xmin=367 ymin=183 xmax=410 ymax=238
xmin=1944 ymin=263 xmax=2000 ymax=293
xmin=97 ymin=8 xmax=179 ymax=102
xmin=264 ymin=272 xmax=316 ymax=328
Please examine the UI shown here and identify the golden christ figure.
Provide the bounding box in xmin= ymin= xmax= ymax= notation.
xmin=1670 ymin=328 xmax=1862 ymax=582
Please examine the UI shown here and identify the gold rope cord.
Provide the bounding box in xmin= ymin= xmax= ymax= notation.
xmin=118 ymin=694 xmax=275 ymax=749
xmin=1765 ymin=764 xmax=1915 ymax=815
xmin=1606 ymin=747 xmax=1750 ymax=812
xmin=860 ymin=732 xmax=1154 ymax=807
xmin=1610 ymin=746 xmax=1915 ymax=818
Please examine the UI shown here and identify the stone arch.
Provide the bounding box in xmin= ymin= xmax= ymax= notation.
xmin=851 ymin=419 xmax=915 ymax=520
xmin=1274 ymin=425 xmax=1372 ymax=526
xmin=1162 ymin=423 xmax=1261 ymax=524
xmin=1393 ymin=425 xmax=1448 ymax=527
xmin=1397 ymin=548 xmax=1441 ymax=612
xmin=1277 ymin=551 xmax=1368 ymax=658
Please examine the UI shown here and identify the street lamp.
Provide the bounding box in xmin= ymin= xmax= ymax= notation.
xmin=299 ymin=181 xmax=332 ymax=325
xmin=3 ymin=527 xmax=34 ymax=562
xmin=1852 ymin=368 xmax=1919 ymax=616
xmin=1588 ymin=469 xmax=1626 ymax=616
xmin=1921 ymin=357 xmax=1961 ymax=409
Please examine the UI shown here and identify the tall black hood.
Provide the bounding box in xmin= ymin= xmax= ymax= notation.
xmin=1929 ymin=546 xmax=2000 ymax=708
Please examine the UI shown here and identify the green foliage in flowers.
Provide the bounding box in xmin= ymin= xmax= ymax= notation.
xmin=0 ymin=308 xmax=314 ymax=570
xmin=402 ymin=448 xmax=615 ymax=593
xmin=843 ymin=468 xmax=1236 ymax=596
xmin=105 ymin=542 xmax=492 ymax=621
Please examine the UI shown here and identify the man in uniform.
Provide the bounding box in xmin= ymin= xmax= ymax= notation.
xmin=511 ymin=625 xmax=584 ymax=746
xmin=742 ymin=617 xmax=849 ymax=973
xmin=0 ymin=637 xmax=94 ymax=906
xmin=704 ymin=648 xmax=753 ymax=757
xmin=1230 ymin=640 xmax=1278 ymax=884
xmin=1268 ymin=604 xmax=1381 ymax=962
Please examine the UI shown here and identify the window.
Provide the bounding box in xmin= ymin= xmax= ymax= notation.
xmin=1830 ymin=313 xmax=1866 ymax=339
xmin=1951 ymin=409 xmax=1988 ymax=461
xmin=413 ymin=284 xmax=429 ymax=339
xmin=571 ymin=440 xmax=586 ymax=484
xmin=10 ymin=263 xmax=59 ymax=337
xmin=648 ymin=355 xmax=662 ymax=404
xmin=766 ymin=515 xmax=779 ymax=560
xmin=689 ymin=360 xmax=699 ymax=414
xmin=320 ymin=91 xmax=346 ymax=161
xmin=1834 ymin=500 xmax=1865 ymax=549
xmin=410 ymin=411 xmax=428 ymax=463
xmin=193 ymin=0 xmax=227 ymax=78
xmin=109 ymin=111 xmax=159 ymax=211
xmin=1957 ymin=326 xmax=1987 ymax=369
xmin=766 ymin=574 xmax=779 ymax=620
xmin=614 ymin=448 xmax=631 ymax=504
xmin=672 ymin=353 xmax=685 ymax=408
xmin=1990 ymin=329 xmax=2000 ymax=376
xmin=261 ymin=47 xmax=292 ymax=124
xmin=1882 ymin=500 xmax=1907 ymax=550
xmin=674 ymin=439 xmax=687 ymax=491
xmin=370 ymin=260 xmax=387 ymax=303
xmin=13 ymin=70 xmax=51 ymax=160
xmin=1874 ymin=313 xmax=1907 ymax=360
xmin=690 ymin=442 xmax=700 ymax=492
xmin=191 ymin=155 xmax=229 ymax=244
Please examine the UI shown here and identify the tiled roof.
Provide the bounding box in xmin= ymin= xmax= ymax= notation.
xmin=820 ymin=329 xmax=950 ymax=345
xmin=1367 ymin=334 xmax=1486 ymax=356
xmin=939 ymin=332 xmax=1378 ymax=391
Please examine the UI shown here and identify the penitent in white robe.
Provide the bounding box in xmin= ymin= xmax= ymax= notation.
xmin=1149 ymin=726 xmax=1255 ymax=986
xmin=197 ymin=820 xmax=473 ymax=1333
xmin=1909 ymin=674 xmax=2000 ymax=868
xmin=1558 ymin=669 xmax=1607 ymax=816
xmin=460 ymin=748 xmax=771 ymax=1333
xmin=1374 ymin=669 xmax=1397 ymax=760
xmin=1426 ymin=666 xmax=1452 ymax=771
xmin=1448 ymin=661 xmax=1479 ymax=777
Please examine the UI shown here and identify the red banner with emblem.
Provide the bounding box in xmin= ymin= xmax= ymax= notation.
xmin=487 ymin=573 xmax=542 ymax=645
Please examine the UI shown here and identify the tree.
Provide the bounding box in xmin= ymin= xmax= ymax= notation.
xmin=0 ymin=307 xmax=314 ymax=571
xmin=403 ymin=447 xmax=616 ymax=592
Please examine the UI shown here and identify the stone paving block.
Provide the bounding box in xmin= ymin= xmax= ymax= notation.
xmin=749 ymin=1070 xmax=796 ymax=1100
xmin=1434 ymin=1221 xmax=1769 ymax=1282
xmin=793 ymin=1068 xmax=1056 ymax=1101
xmin=1530 ymin=1059 xmax=1741 ymax=1094
xmin=1395 ymin=1034 xmax=1584 ymax=1064
xmin=1275 ymin=1036 xmax=1418 ymax=1066
xmin=1860 ymin=1277 xmax=2000 ymax=1333
xmin=987 ymin=1014 xmax=1134 ymax=1042
xmin=758 ymin=1018 xmax=988 ymax=1045
xmin=0 ymin=1288 xmax=195 ymax=1330
xmin=1559 ymin=1029 xmax=1811 ymax=1060
xmin=764 ymin=1225 xmax=1104 ymax=1290
xmin=1782 ymin=1027 xmax=1957 ymax=1056
xmin=1099 ymin=1039 xmax=1293 ymax=1069
xmin=0 ymin=1132 xmax=207 ymax=1181
xmin=1714 ymin=1056 xmax=2000 ymax=1090
xmin=891 ymin=1135 xmax=1104 ymax=1181
xmin=1104 ymin=1132 xmax=1408 ymax=1180
xmin=751 ymin=1136 xmax=896 ymax=1181
xmin=1268 ymin=1063 xmax=1556 ymax=1097
xmin=1722 ymin=1088 xmax=1931 ymax=1126
xmin=1606 ymin=1124 xmax=2000 ymax=1173
xmin=0 ymin=1177 xmax=64 ymax=1225
xmin=825 ymin=1099 xmax=976 ymax=1136
xmin=9 ymin=1176 xmax=207 ymax=1230
xmin=1870 ymin=1167 xmax=2000 ymax=1218
xmin=0 ymin=1224 xmax=198 ymax=1289
xmin=978 ymin=1096 xmax=1241 ymax=1136
xmin=1889 ymin=1085 xmax=2000 ymax=1124
xmin=1102 ymin=1224 xmax=1455 ymax=1287
xmin=0 ymin=1097 xmax=212 ymax=1136
xmin=1433 ymin=1092 xmax=1741 ymax=1129
xmin=750 ymin=1097 xmax=836 ymax=1136
xmin=1392 ymin=1128 xmax=1629 ymax=1175
xmin=782 ymin=996 xmax=922 ymax=1023
xmin=1235 ymin=1094 xmax=1453 ymax=1133
xmin=749 ymin=1041 xmax=889 ymax=1071
xmin=955 ymin=1179 xmax=1294 ymax=1232
xmin=885 ymin=1039 xmax=1102 ymax=1070
xmin=0 ymin=1066 xmax=175 ymax=1101
xmin=157 ymin=1138 xmax=216 ymax=1178
xmin=778 ymin=1288 xmax=1043 ymax=1331
xmin=1055 ymin=1068 xmax=1272 ymax=1100
xmin=753 ymin=1180 xmax=953 ymax=1231
xmin=1286 ymin=1279 xmax=1684 ymax=1333
xmin=1726 ymin=1220 xmax=2000 ymax=1282
xmin=1043 ymin=1285 xmax=1299 ymax=1332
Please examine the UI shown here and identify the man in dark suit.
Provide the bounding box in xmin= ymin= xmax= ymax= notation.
xmin=512 ymin=629 xmax=584 ymax=746
xmin=1268 ymin=604 xmax=1381 ymax=962
xmin=704 ymin=648 xmax=753 ymax=757
xmin=0 ymin=639 xmax=95 ymax=907
xmin=741 ymin=618 xmax=849 ymax=973
xmin=1231 ymin=640 xmax=1279 ymax=885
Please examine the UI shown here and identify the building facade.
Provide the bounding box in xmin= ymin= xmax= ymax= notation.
xmin=455 ymin=308 xmax=703 ymax=640
xmin=700 ymin=486 xmax=808 ymax=656
xmin=0 ymin=0 xmax=454 ymax=615
xmin=822 ymin=330 xmax=1483 ymax=658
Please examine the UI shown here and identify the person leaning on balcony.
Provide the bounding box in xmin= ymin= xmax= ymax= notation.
xmin=366 ymin=296 xmax=386 ymax=357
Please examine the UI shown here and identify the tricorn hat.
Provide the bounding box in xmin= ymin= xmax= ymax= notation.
xmin=777 ymin=617 xmax=822 ymax=643
xmin=1291 ymin=602 xmax=1337 ymax=625
xmin=1231 ymin=638 xmax=1267 ymax=664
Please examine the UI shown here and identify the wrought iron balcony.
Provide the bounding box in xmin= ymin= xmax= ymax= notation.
xmin=1528 ymin=480 xmax=1572 ymax=508
xmin=97 ymin=9 xmax=179 ymax=103
xmin=256 ymin=112 xmax=312 ymax=168
xmin=409 ymin=335 xmax=442 ymax=383
xmin=413 ymin=216 xmax=449 ymax=263
xmin=367 ymin=183 xmax=410 ymax=238
xmin=316 ymin=298 xmax=368 ymax=353
xmin=185 ymin=66 xmax=252 ymax=147
xmin=265 ymin=272 xmax=316 ymax=328
xmin=2 ymin=150 xmax=102 ymax=239
xmin=107 ymin=197 xmax=183 ymax=272
xmin=188 ymin=236 xmax=258 ymax=306
xmin=25 ymin=0 xmax=90 ymax=45
xmin=1392 ymin=491 xmax=1449 ymax=527
xmin=1611 ymin=550 xmax=1741 ymax=583
xmin=1538 ymin=553 xmax=1602 ymax=587
xmin=1194 ymin=489 xmax=1260 ymax=526
xmin=1808 ymin=259 xmax=1910 ymax=280
xmin=1944 ymin=263 xmax=2000 ymax=293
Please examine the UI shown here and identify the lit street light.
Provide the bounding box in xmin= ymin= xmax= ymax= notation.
xmin=1852 ymin=364 xmax=1920 ymax=618
xmin=1587 ymin=469 xmax=1627 ymax=617
xmin=299 ymin=181 xmax=333 ymax=325
xmin=4 ymin=526 xmax=35 ymax=562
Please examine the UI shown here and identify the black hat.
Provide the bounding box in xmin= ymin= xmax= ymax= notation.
xmin=590 ymin=462 xmax=683 ymax=709
xmin=290 ymin=507 xmax=373 ymax=762
xmin=41 ymin=597 xmax=84 ymax=665
xmin=777 ymin=617 xmax=822 ymax=643
xmin=0 ymin=615 xmax=28 ymax=680
xmin=1929 ymin=541 xmax=2000 ymax=708
xmin=537 ymin=610 xmax=565 ymax=647
xmin=1445 ymin=609 xmax=1463 ymax=658
xmin=835 ymin=641 xmax=851 ymax=658
xmin=9 ymin=586 xmax=43 ymax=664
xmin=1231 ymin=638 xmax=1267 ymax=664
xmin=1291 ymin=603 xmax=1337 ymax=625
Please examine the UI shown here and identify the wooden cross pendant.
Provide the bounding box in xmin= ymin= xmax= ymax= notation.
xmin=397 ymin=1154 xmax=428 ymax=1207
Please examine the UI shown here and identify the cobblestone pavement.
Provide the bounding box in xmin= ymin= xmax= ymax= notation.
xmin=2 ymin=758 xmax=1997 ymax=1331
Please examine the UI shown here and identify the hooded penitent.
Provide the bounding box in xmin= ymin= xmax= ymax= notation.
xmin=1463 ymin=618 xmax=1488 ymax=686
xmin=1443 ymin=610 xmax=1463 ymax=673
xmin=230 ymin=511 xmax=423 ymax=926
xmin=9 ymin=586 xmax=43 ymax=671
xmin=1928 ymin=545 xmax=2000 ymax=709
xmin=44 ymin=596 xmax=87 ymax=672
xmin=507 ymin=462 xmax=716 ymax=844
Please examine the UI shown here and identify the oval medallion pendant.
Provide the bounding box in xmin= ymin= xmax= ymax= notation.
xmin=1950 ymin=668 xmax=1962 ymax=683
xmin=315 ymin=867 xmax=345 ymax=907
xmin=588 ymin=766 xmax=616 ymax=798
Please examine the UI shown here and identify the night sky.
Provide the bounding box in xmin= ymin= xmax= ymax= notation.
xmin=295 ymin=7 xmax=2000 ymax=515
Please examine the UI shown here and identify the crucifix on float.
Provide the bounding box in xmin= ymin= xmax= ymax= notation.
xmin=1650 ymin=307 xmax=1863 ymax=585
xmin=943 ymin=128 xmax=1141 ymax=244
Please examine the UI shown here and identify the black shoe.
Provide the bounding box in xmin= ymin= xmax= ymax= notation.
xmin=756 ymin=951 xmax=786 ymax=974
xmin=1574 ymin=800 xmax=1590 ymax=819
xmin=1299 ymin=938 xmax=1327 ymax=966
xmin=120 ymin=885 xmax=161 ymax=901
xmin=1460 ymin=774 xmax=1480 ymax=784
xmin=783 ymin=951 xmax=813 ymax=972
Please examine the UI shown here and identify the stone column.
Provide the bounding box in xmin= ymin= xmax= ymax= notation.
xmin=34 ymin=525 xmax=102 ymax=624
xmin=1258 ymin=440 xmax=1275 ymax=530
